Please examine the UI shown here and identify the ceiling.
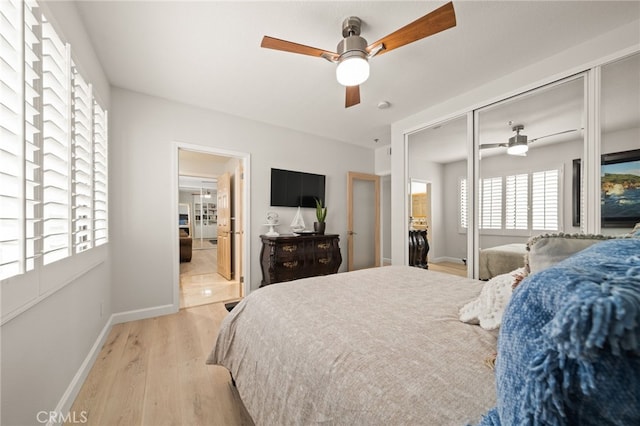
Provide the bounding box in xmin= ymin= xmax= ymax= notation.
xmin=74 ymin=1 xmax=640 ymax=149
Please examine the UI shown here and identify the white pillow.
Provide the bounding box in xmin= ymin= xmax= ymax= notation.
xmin=459 ymin=268 xmax=525 ymax=330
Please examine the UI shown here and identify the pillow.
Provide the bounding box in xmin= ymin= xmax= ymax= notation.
xmin=525 ymin=232 xmax=617 ymax=274
xmin=459 ymin=268 xmax=526 ymax=330
xmin=478 ymin=238 xmax=640 ymax=426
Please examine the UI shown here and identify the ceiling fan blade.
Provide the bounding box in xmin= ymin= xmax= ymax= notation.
xmin=480 ymin=143 xmax=507 ymax=149
xmin=261 ymin=36 xmax=339 ymax=61
xmin=530 ymin=128 xmax=580 ymax=143
xmin=366 ymin=2 xmax=456 ymax=56
xmin=345 ymin=85 xmax=361 ymax=108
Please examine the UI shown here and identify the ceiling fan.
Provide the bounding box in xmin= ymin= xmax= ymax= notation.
xmin=480 ymin=124 xmax=580 ymax=156
xmin=260 ymin=2 xmax=457 ymax=108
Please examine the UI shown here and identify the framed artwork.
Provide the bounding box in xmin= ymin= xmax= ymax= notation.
xmin=573 ymin=149 xmax=640 ymax=227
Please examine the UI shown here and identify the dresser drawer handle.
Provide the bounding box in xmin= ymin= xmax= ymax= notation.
xmin=282 ymin=245 xmax=297 ymax=252
xmin=283 ymin=261 xmax=298 ymax=268
xmin=317 ymin=243 xmax=330 ymax=249
xmin=318 ymin=258 xmax=330 ymax=264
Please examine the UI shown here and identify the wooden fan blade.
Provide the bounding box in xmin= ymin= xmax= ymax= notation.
xmin=261 ymin=36 xmax=339 ymax=61
xmin=366 ymin=2 xmax=456 ymax=56
xmin=345 ymin=85 xmax=360 ymax=108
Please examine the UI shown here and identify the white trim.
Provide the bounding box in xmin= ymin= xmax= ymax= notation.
xmin=172 ymin=141 xmax=252 ymax=305
xmin=431 ymin=256 xmax=466 ymax=264
xmin=49 ymin=314 xmax=114 ymax=426
xmin=111 ymin=304 xmax=177 ymax=325
xmin=585 ymin=67 xmax=602 ymax=234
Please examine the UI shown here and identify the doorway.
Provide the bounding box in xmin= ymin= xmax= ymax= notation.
xmin=176 ymin=147 xmax=248 ymax=309
xmin=347 ymin=172 xmax=380 ymax=271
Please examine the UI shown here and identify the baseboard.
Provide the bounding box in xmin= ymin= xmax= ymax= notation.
xmin=431 ymin=256 xmax=466 ymax=264
xmin=111 ymin=303 xmax=177 ymax=325
xmin=49 ymin=303 xmax=178 ymax=425
xmin=49 ymin=314 xmax=114 ymax=426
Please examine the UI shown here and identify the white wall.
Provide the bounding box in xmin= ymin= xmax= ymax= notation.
xmin=1 ymin=2 xmax=112 ymax=425
xmin=390 ymin=20 xmax=640 ymax=266
xmin=442 ymin=159 xmax=467 ymax=260
xmin=109 ymin=87 xmax=374 ymax=313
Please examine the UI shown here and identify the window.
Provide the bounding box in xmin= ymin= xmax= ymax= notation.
xmin=0 ymin=0 xmax=108 ymax=281
xmin=459 ymin=168 xmax=560 ymax=234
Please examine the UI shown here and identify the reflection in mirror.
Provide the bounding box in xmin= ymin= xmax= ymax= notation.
xmin=410 ymin=179 xmax=429 ymax=230
xmin=600 ymin=52 xmax=640 ymax=234
xmin=407 ymin=116 xmax=468 ymax=277
xmin=476 ymin=76 xmax=586 ymax=280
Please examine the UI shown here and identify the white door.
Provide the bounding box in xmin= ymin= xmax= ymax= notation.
xmin=347 ymin=172 xmax=380 ymax=271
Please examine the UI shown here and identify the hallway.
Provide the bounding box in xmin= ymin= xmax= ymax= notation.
xmin=180 ymin=240 xmax=240 ymax=309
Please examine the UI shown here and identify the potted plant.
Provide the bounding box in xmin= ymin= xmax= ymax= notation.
xmin=314 ymin=198 xmax=327 ymax=235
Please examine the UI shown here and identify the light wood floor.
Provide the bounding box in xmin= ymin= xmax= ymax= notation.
xmin=68 ymin=303 xmax=253 ymax=426
xmin=180 ymin=243 xmax=241 ymax=309
xmin=428 ymin=261 xmax=468 ymax=277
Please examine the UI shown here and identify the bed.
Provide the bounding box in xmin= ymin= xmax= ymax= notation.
xmin=207 ymin=266 xmax=498 ymax=425
xmin=478 ymin=243 xmax=526 ymax=280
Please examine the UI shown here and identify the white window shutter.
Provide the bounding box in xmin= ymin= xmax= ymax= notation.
xmin=532 ymin=169 xmax=559 ymax=231
xmin=24 ymin=0 xmax=41 ymax=272
xmin=0 ymin=0 xmax=24 ymax=279
xmin=72 ymin=64 xmax=93 ymax=253
xmin=459 ymin=177 xmax=468 ymax=229
xmin=505 ymin=173 xmax=528 ymax=230
xmin=480 ymin=177 xmax=503 ymax=229
xmin=93 ymin=101 xmax=108 ymax=246
xmin=41 ymin=17 xmax=71 ymax=265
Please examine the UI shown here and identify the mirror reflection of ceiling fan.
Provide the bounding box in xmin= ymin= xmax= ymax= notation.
xmin=479 ymin=124 xmax=581 ymax=156
xmin=260 ymin=2 xmax=457 ymax=108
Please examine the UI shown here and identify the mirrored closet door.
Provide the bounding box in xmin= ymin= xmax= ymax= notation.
xmin=599 ymin=52 xmax=640 ymax=234
xmin=474 ymin=75 xmax=587 ymax=280
xmin=407 ymin=115 xmax=469 ymax=277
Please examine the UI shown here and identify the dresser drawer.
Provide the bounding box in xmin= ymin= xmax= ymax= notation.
xmin=314 ymin=240 xmax=334 ymax=251
xmin=274 ymin=243 xmax=303 ymax=260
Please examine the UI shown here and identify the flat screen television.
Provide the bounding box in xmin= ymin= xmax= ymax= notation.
xmin=270 ymin=168 xmax=326 ymax=208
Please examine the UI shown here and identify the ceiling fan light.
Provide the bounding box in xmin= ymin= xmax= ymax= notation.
xmin=507 ymin=143 xmax=528 ymax=155
xmin=336 ymin=54 xmax=369 ymax=86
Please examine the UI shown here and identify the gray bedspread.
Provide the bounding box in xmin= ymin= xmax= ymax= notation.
xmin=208 ymin=266 xmax=497 ymax=425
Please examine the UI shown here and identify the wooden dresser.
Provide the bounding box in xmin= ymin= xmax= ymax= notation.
xmin=259 ymin=234 xmax=342 ymax=287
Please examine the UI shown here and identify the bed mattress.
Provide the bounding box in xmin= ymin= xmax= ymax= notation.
xmin=208 ymin=266 xmax=497 ymax=425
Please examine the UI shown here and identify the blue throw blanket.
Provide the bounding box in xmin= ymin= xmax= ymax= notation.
xmin=478 ymin=238 xmax=640 ymax=426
